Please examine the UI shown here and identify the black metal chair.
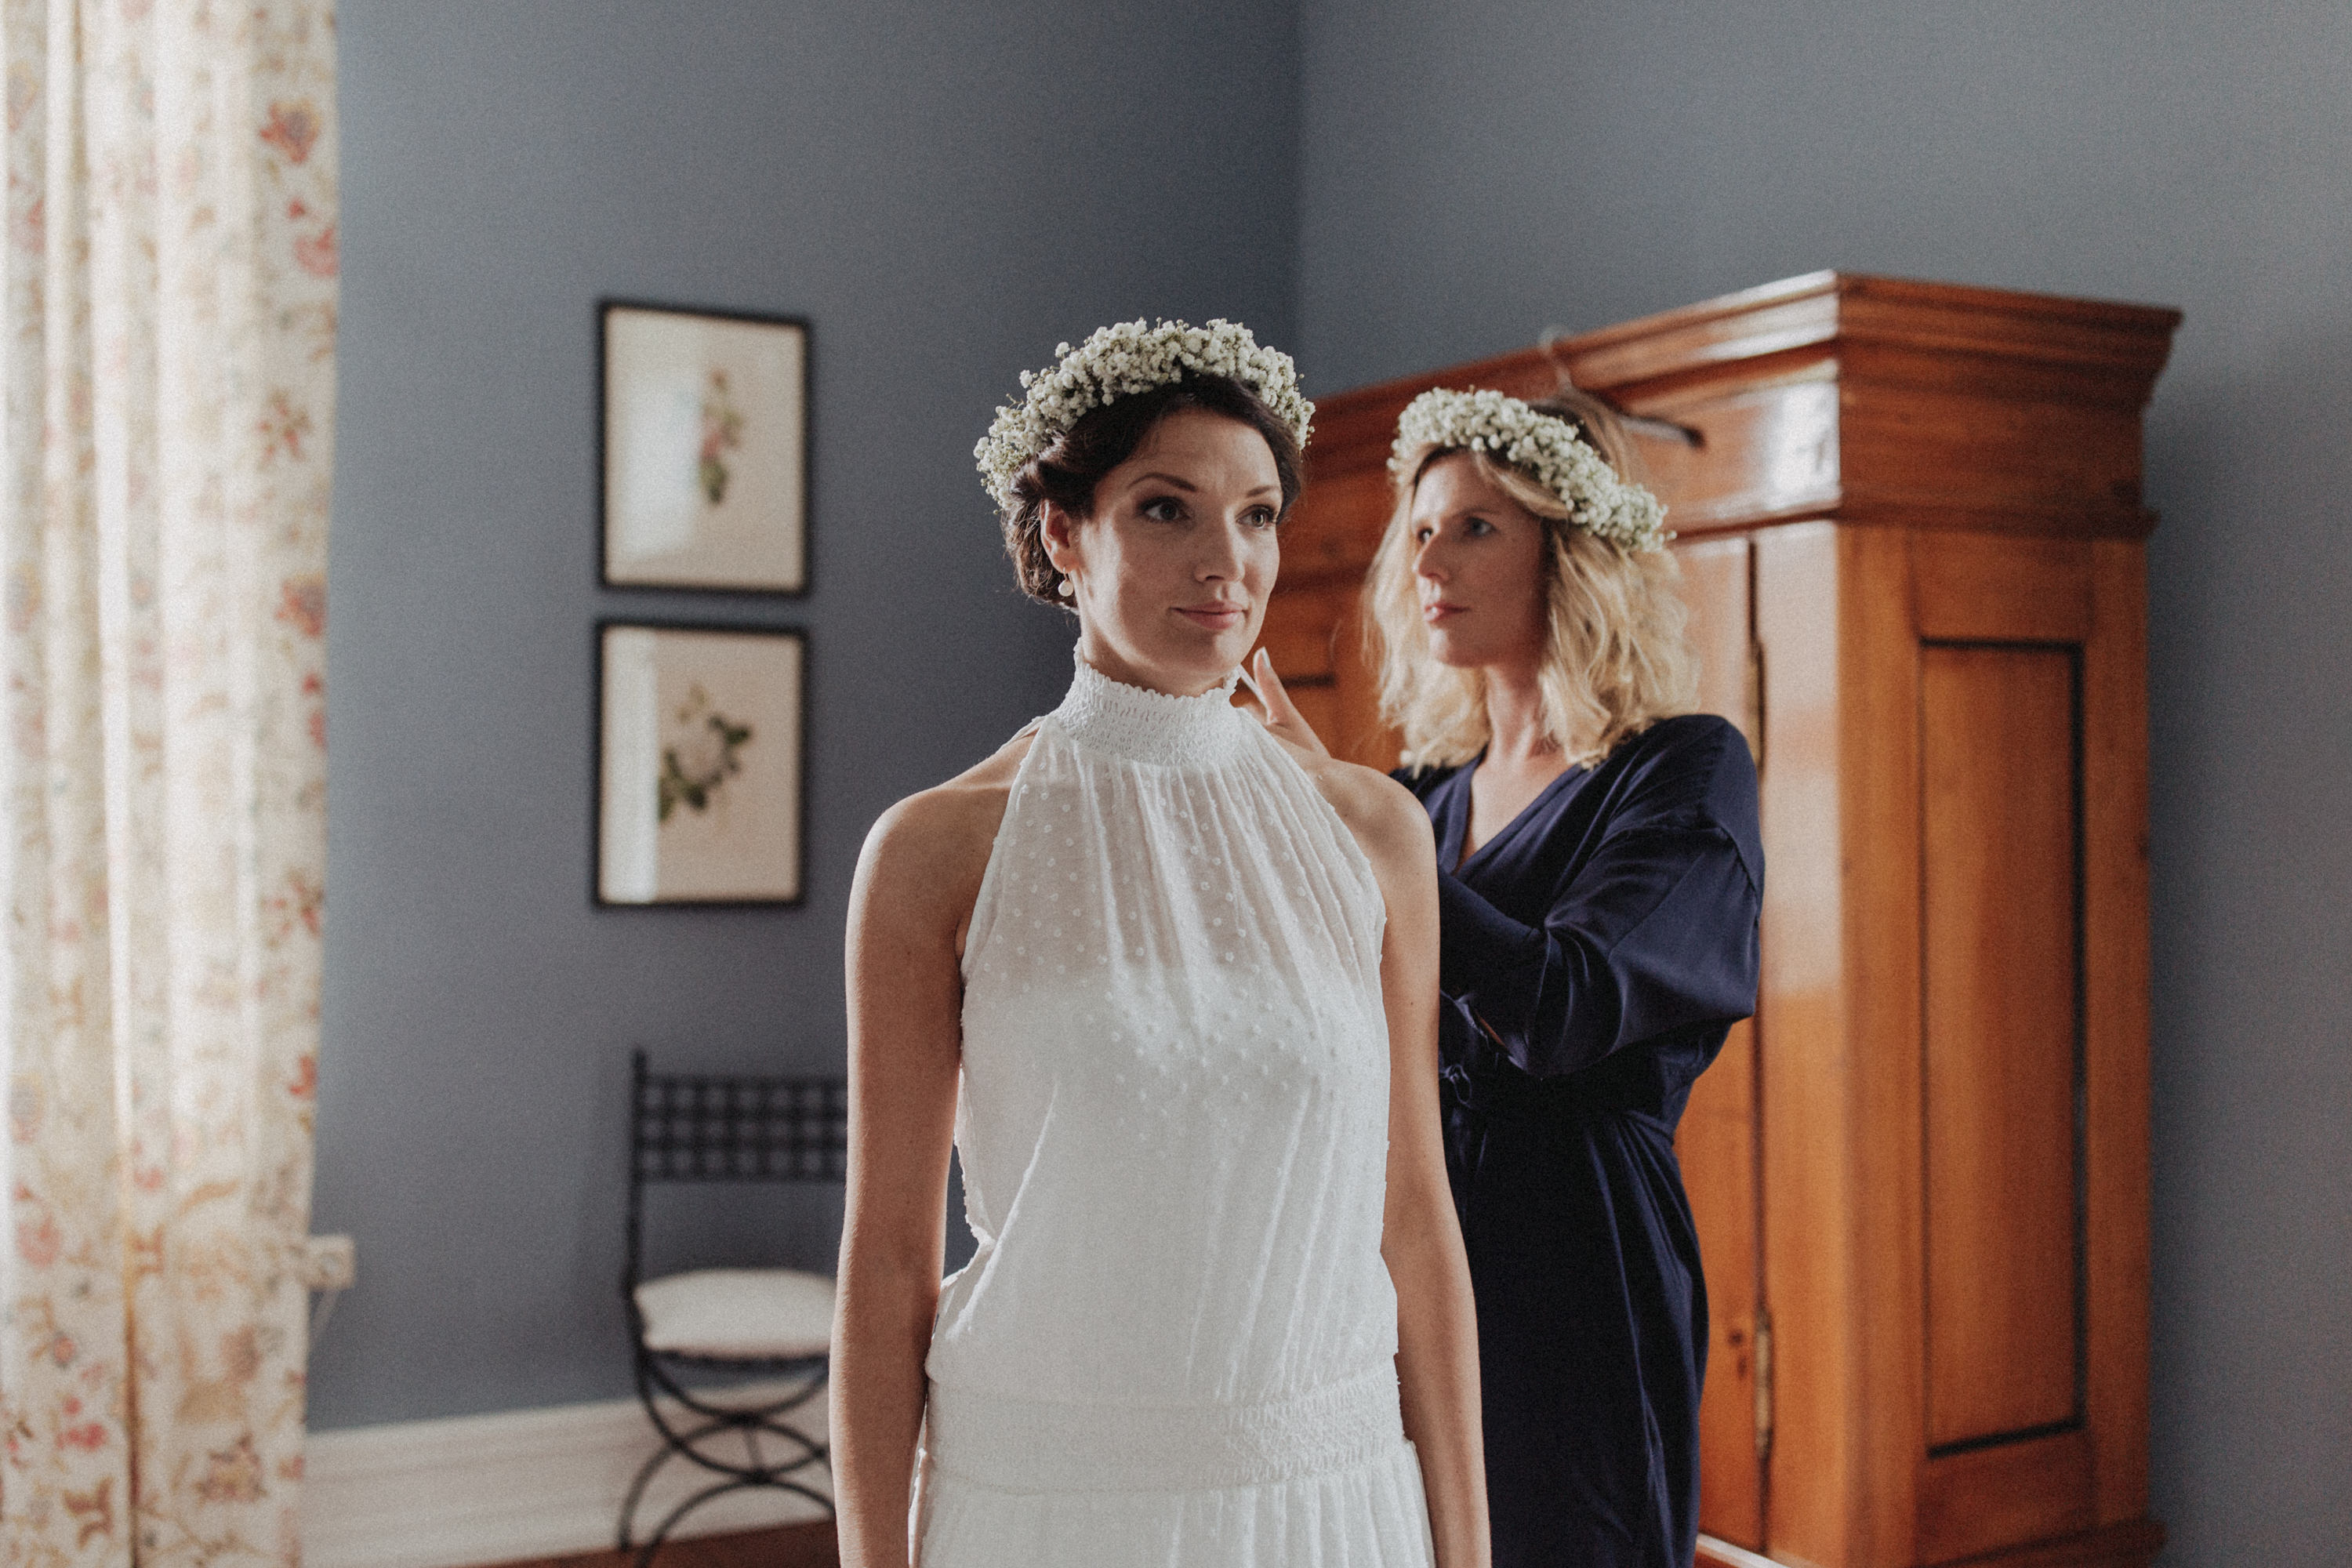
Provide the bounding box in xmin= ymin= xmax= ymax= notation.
xmin=619 ymin=1048 xmax=847 ymax=1566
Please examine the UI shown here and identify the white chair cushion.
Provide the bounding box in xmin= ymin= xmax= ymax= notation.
xmin=634 ymin=1267 xmax=836 ymax=1359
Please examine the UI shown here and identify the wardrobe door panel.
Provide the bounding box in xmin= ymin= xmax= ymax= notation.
xmin=1919 ymin=644 xmax=2082 ymax=1450
xmin=1916 ymin=1428 xmax=2095 ymax=1563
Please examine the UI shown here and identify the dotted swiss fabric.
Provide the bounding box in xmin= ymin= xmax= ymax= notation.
xmin=916 ymin=654 xmax=1434 ymax=1565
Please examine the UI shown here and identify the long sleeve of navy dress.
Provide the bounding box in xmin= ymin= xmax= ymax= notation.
xmin=1400 ymin=713 xmax=1762 ymax=1568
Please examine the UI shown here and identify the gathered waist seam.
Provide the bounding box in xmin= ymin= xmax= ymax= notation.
xmin=924 ymin=1368 xmax=1407 ymax=1495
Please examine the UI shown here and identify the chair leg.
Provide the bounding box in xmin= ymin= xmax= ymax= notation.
xmin=620 ymin=1363 xmax=840 ymax=1558
xmin=632 ymin=1475 xmax=765 ymax=1568
xmin=616 ymin=1435 xmax=677 ymax=1552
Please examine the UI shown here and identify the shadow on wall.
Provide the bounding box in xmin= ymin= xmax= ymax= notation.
xmin=2141 ymin=325 xmax=2352 ymax=1560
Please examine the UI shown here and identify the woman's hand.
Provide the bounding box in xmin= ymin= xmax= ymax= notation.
xmin=1243 ymin=647 xmax=1331 ymax=757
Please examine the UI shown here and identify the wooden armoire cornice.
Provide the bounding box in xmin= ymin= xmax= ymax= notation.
xmin=1264 ymin=271 xmax=2180 ymax=1568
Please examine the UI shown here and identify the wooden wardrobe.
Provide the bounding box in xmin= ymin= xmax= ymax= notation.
xmin=1265 ymin=272 xmax=2180 ymax=1568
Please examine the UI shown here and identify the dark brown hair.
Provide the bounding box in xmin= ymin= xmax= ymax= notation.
xmin=1003 ymin=374 xmax=1305 ymax=606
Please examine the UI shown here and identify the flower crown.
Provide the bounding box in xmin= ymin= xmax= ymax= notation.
xmin=975 ymin=318 xmax=1314 ymax=518
xmin=1390 ymin=387 xmax=1669 ymax=552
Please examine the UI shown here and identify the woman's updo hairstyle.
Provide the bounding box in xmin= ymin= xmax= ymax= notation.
xmin=1002 ymin=373 xmax=1304 ymax=607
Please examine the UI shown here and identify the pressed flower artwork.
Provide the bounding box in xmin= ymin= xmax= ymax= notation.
xmin=698 ymin=371 xmax=746 ymax=504
xmin=603 ymin=303 xmax=808 ymax=591
xmin=657 ymin=683 xmax=753 ymax=822
xmin=600 ymin=624 xmax=804 ymax=904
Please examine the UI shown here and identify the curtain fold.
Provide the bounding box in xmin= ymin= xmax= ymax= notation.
xmin=0 ymin=2 xmax=335 ymax=1564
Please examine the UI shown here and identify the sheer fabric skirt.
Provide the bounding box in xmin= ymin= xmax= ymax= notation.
xmin=913 ymin=1372 xmax=1437 ymax=1567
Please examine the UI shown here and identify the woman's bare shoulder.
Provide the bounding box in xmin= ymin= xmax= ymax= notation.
xmin=1288 ymin=747 xmax=1435 ymax=879
xmin=857 ymin=731 xmax=1036 ymax=908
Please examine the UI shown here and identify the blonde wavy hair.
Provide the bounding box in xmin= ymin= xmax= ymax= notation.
xmin=1367 ymin=387 xmax=1698 ymax=772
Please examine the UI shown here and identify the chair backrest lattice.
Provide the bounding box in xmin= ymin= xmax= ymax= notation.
xmin=630 ymin=1049 xmax=848 ymax=1187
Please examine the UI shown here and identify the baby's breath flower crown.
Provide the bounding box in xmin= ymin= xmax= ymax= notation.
xmin=1391 ymin=387 xmax=1669 ymax=553
xmin=975 ymin=318 xmax=1314 ymax=518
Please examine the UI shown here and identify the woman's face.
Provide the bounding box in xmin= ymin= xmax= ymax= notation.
xmin=1044 ymin=407 xmax=1283 ymax=697
xmin=1409 ymin=452 xmax=1550 ymax=671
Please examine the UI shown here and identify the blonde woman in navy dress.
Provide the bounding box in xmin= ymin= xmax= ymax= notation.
xmin=830 ymin=322 xmax=1489 ymax=1568
xmin=1256 ymin=387 xmax=1762 ymax=1568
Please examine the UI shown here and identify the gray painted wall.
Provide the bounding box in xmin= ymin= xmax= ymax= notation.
xmin=1299 ymin=2 xmax=2350 ymax=1562
xmin=318 ymin=0 xmax=1298 ymax=1430
xmin=325 ymin=5 xmax=2347 ymax=1557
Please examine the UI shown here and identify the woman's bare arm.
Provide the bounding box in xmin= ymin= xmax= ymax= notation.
xmin=831 ymin=759 xmax=1014 ymax=1568
xmin=1327 ymin=767 xmax=1490 ymax=1568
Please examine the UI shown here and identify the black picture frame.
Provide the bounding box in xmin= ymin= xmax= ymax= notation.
xmin=593 ymin=619 xmax=808 ymax=908
xmin=597 ymin=299 xmax=811 ymax=595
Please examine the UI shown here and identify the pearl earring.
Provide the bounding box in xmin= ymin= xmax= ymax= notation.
xmin=1058 ymin=574 xmax=1075 ymax=597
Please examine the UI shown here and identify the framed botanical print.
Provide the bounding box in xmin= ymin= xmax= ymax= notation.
xmin=597 ymin=622 xmax=804 ymax=906
xmin=600 ymin=301 xmax=809 ymax=593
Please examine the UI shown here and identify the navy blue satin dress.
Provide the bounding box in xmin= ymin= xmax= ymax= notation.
xmin=1400 ymin=714 xmax=1762 ymax=1568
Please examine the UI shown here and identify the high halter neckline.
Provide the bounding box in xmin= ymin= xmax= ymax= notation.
xmin=1050 ymin=649 xmax=1249 ymax=768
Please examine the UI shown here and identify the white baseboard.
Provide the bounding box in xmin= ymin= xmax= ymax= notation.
xmin=305 ymin=1398 xmax=1765 ymax=1568
xmin=303 ymin=1383 xmax=831 ymax=1568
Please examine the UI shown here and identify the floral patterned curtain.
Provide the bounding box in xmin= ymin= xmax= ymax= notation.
xmin=0 ymin=2 xmax=335 ymax=1565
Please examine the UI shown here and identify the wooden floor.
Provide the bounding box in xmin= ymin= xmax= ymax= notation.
xmin=485 ymin=1522 xmax=837 ymax=1568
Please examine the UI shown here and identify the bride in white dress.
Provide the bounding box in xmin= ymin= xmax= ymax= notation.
xmin=831 ymin=321 xmax=1488 ymax=1568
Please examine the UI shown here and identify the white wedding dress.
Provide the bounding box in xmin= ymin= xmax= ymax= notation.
xmin=914 ymin=655 xmax=1436 ymax=1566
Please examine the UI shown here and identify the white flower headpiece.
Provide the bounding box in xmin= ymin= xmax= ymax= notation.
xmin=975 ymin=318 xmax=1314 ymax=518
xmin=1391 ymin=387 xmax=1669 ymax=552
